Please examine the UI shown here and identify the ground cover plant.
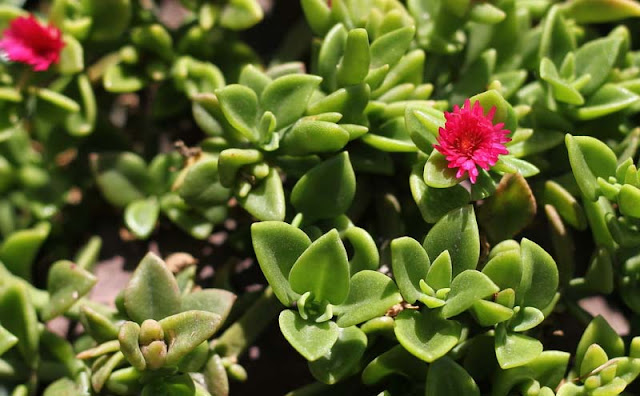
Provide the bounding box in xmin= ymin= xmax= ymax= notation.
xmin=1 ymin=0 xmax=640 ymax=395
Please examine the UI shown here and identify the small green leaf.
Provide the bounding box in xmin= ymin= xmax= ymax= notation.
xmin=410 ymin=162 xmax=470 ymax=223
xmin=238 ymin=168 xmax=286 ymax=221
xmin=178 ymin=156 xmax=230 ymax=208
xmin=291 ymin=152 xmax=356 ymax=222
xmin=423 ymin=205 xmax=480 ymax=277
xmin=575 ymin=316 xmax=625 ymax=371
xmin=0 ymin=324 xmax=17 ymax=357
xmin=91 ymin=152 xmax=151 ymax=208
xmin=495 ymin=324 xmax=543 ymax=369
xmin=579 ymin=344 xmax=608 ymax=377
xmin=510 ymin=307 xmax=545 ymax=332
xmin=0 ymin=284 xmax=38 ymax=363
xmin=251 ymin=221 xmax=311 ymax=306
xmin=219 ymin=0 xmax=264 ymax=30
xmin=477 ymin=173 xmax=537 ymax=243
xmin=159 ymin=310 xmax=222 ymax=366
xmin=394 ymin=309 xmax=462 ymax=363
xmin=181 ymin=289 xmax=236 ymax=325
xmin=566 ymin=134 xmax=618 ymax=201
xmin=544 ymin=181 xmax=587 ymax=230
xmin=103 ymin=63 xmax=145 ymax=93
xmin=574 ymin=36 xmax=623 ymax=96
xmin=216 ymin=84 xmax=259 ymax=141
xmin=0 ymin=222 xmax=50 ymax=281
xmin=335 ymin=270 xmax=402 ymax=327
xmin=424 ymin=151 xmax=463 ymax=188
xmin=80 ymin=306 xmax=119 ymax=343
xmin=442 ymin=270 xmax=499 ymax=318
xmin=118 ymin=321 xmax=146 ymax=371
xmin=124 ymin=198 xmax=159 ymax=239
xmin=482 ymin=250 xmax=522 ymax=292
xmin=289 ymin=229 xmax=350 ymax=305
xmin=361 ymin=344 xmax=428 ymax=386
xmin=42 ymin=260 xmax=97 ymax=321
xmin=308 ymin=326 xmax=367 ymax=384
xmin=562 ymin=0 xmax=640 ymax=23
xmin=261 ymin=74 xmax=322 ymax=129
xmin=619 ymin=185 xmax=640 ymax=218
xmin=426 ymin=251 xmax=453 ymax=291
xmin=280 ymin=120 xmax=350 ymax=155
xmin=425 ymin=357 xmax=480 ymax=396
xmin=470 ymin=300 xmax=514 ymax=327
xmin=574 ymin=84 xmax=639 ymax=120
xmin=391 ymin=237 xmax=430 ymax=304
xmin=519 ymin=238 xmax=559 ymax=310
xmin=336 ymin=29 xmax=370 ymax=87
xmin=124 ymin=253 xmax=181 ymax=322
xmin=370 ymin=26 xmax=415 ymax=69
xmin=279 ymin=310 xmax=339 ymax=361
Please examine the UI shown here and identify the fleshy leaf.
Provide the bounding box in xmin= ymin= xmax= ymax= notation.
xmin=442 ymin=270 xmax=500 ymax=319
xmin=394 ymin=309 xmax=462 ymax=363
xmin=42 ymin=260 xmax=97 ymax=321
xmin=308 ymin=326 xmax=367 ymax=384
xmin=279 ymin=310 xmax=339 ymax=361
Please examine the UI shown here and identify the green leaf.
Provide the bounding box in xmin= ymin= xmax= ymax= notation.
xmin=57 ymin=35 xmax=84 ymax=74
xmin=425 ymin=357 xmax=480 ymax=396
xmin=423 ymin=205 xmax=480 ymax=277
xmin=301 ymin=0 xmax=332 ymax=36
xmin=574 ymin=84 xmax=639 ymax=120
xmin=477 ymin=173 xmax=537 ymax=243
xmin=391 ymin=237 xmax=430 ymax=304
xmin=540 ymin=57 xmax=584 ymax=105
xmin=124 ymin=253 xmax=181 ymax=322
xmin=217 ymin=148 xmax=263 ymax=188
xmin=118 ymin=321 xmax=146 ymax=371
xmin=575 ymin=316 xmax=625 ymax=371
xmin=335 ymin=270 xmax=402 ymax=327
xmin=159 ymin=310 xmax=222 ymax=365
xmin=343 ymin=227 xmax=379 ymax=274
xmin=519 ymin=238 xmax=559 ymax=310
xmin=103 ymin=63 xmax=145 ymax=93
xmin=336 ymin=29 xmax=370 ymax=87
xmin=470 ymin=300 xmax=514 ymax=327
xmin=394 ymin=309 xmax=462 ymax=363
xmin=619 ymin=184 xmax=640 ymax=218
xmin=410 ymin=162 xmax=469 ymax=223
xmin=0 ymin=284 xmax=38 ymax=363
xmin=510 ymin=307 xmax=545 ymax=332
xmin=0 ymin=324 xmax=17 ymax=357
xmin=280 ymin=120 xmax=350 ymax=155
xmin=237 ymin=168 xmax=286 ymax=221
xmin=566 ymin=134 xmax=618 ymax=201
xmin=279 ymin=310 xmax=339 ymax=361
xmin=251 ymin=221 xmax=311 ymax=306
xmin=0 ymin=222 xmax=50 ymax=281
xmin=203 ymin=354 xmax=229 ymax=396
xmin=289 ymin=229 xmax=350 ymax=305
xmin=544 ymin=181 xmax=587 ymax=229
xmin=124 ymin=198 xmax=159 ymax=239
xmin=291 ymin=152 xmax=356 ymax=222
xmin=362 ymin=344 xmax=428 ymax=385
xmin=442 ymin=270 xmax=499 ymax=318
xmin=261 ymin=74 xmax=322 ymax=129
xmin=539 ymin=5 xmax=576 ymax=67
xmin=405 ymin=106 xmax=442 ymax=152
xmin=495 ymin=324 xmax=543 ymax=369
xmin=308 ymin=326 xmax=367 ymax=384
xmin=219 ymin=0 xmax=264 ymax=30
xmin=181 ymin=289 xmax=236 ymax=325
xmin=424 ymin=151 xmax=463 ymax=188
xmin=574 ymin=36 xmax=623 ymax=96
xmin=426 ymin=251 xmax=453 ymax=290
xmin=178 ymin=156 xmax=230 ymax=208
xmin=160 ymin=194 xmax=214 ymax=240
xmin=91 ymin=152 xmax=151 ymax=208
xmin=562 ymin=0 xmax=640 ymax=23
xmin=80 ymin=306 xmax=119 ymax=343
xmin=469 ymin=90 xmax=518 ymax=133
xmin=482 ymin=250 xmax=522 ymax=292
xmin=216 ymin=84 xmax=259 ymax=141
xmin=579 ymin=344 xmax=608 ymax=377
xmin=42 ymin=260 xmax=97 ymax=321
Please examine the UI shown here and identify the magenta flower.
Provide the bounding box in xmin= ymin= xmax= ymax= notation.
xmin=0 ymin=15 xmax=65 ymax=72
xmin=434 ymin=99 xmax=511 ymax=184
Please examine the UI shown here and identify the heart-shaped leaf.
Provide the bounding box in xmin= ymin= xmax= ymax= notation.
xmin=289 ymin=229 xmax=350 ymax=305
xmin=124 ymin=253 xmax=181 ymax=323
xmin=279 ymin=310 xmax=339 ymax=361
xmin=251 ymin=221 xmax=311 ymax=306
xmin=237 ymin=168 xmax=286 ymax=221
xmin=519 ymin=238 xmax=559 ymax=310
xmin=0 ymin=222 xmax=50 ymax=281
xmin=216 ymin=84 xmax=259 ymax=141
xmin=391 ymin=237 xmax=430 ymax=304
xmin=181 ymin=289 xmax=237 ymax=325
xmin=394 ymin=309 xmax=462 ymax=363
xmin=575 ymin=316 xmax=625 ymax=371
xmin=291 ymin=152 xmax=356 ymax=223
xmin=423 ymin=205 xmax=480 ymax=277
xmin=261 ymin=74 xmax=322 ymax=129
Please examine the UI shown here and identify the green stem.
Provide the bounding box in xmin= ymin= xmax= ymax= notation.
xmin=213 ymin=286 xmax=282 ymax=359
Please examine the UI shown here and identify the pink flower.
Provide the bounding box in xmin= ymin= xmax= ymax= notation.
xmin=0 ymin=15 xmax=65 ymax=72
xmin=434 ymin=99 xmax=511 ymax=184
